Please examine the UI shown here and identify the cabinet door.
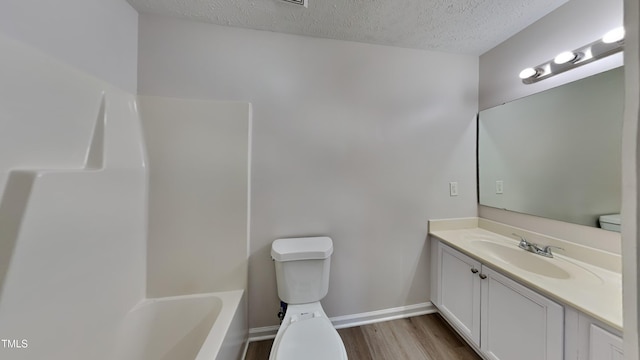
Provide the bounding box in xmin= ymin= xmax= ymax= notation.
xmin=590 ymin=324 xmax=623 ymax=360
xmin=437 ymin=243 xmax=482 ymax=346
xmin=480 ymin=266 xmax=563 ymax=360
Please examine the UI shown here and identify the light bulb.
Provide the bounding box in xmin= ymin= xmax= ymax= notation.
xmin=554 ymin=51 xmax=578 ymax=64
xmin=602 ymin=27 xmax=625 ymax=44
xmin=519 ymin=68 xmax=539 ymax=79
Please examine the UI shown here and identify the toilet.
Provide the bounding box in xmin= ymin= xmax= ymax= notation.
xmin=269 ymin=236 xmax=348 ymax=360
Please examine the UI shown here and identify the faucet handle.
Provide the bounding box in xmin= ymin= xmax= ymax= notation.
xmin=540 ymin=245 xmax=564 ymax=257
xmin=542 ymin=245 xmax=564 ymax=252
xmin=512 ymin=233 xmax=529 ymax=248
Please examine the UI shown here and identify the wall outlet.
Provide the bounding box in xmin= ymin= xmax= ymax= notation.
xmin=496 ymin=180 xmax=504 ymax=194
xmin=449 ymin=182 xmax=458 ymax=196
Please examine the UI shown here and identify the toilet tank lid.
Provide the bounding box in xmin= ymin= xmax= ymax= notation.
xmin=271 ymin=237 xmax=333 ymax=262
xmin=599 ymin=214 xmax=621 ymax=225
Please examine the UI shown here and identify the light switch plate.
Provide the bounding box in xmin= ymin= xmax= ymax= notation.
xmin=280 ymin=0 xmax=308 ymax=7
xmin=449 ymin=182 xmax=458 ymax=196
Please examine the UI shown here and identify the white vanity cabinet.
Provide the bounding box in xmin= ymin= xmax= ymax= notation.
xmin=590 ymin=324 xmax=623 ymax=360
xmin=479 ymin=266 xmax=563 ymax=360
xmin=565 ymin=307 xmax=624 ymax=360
xmin=433 ymin=240 xmax=564 ymax=360
xmin=435 ymin=242 xmax=482 ymax=346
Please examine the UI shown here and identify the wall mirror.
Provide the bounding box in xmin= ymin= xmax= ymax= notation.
xmin=478 ymin=66 xmax=623 ymax=230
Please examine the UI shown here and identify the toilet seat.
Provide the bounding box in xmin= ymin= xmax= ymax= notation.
xmin=270 ymin=305 xmax=348 ymax=360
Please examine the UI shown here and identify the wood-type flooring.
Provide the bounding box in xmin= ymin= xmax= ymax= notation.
xmin=245 ymin=313 xmax=482 ymax=360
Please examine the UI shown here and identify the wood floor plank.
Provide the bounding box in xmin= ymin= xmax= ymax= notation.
xmin=385 ymin=318 xmax=430 ymax=359
xmin=244 ymin=338 xmax=272 ymax=360
xmin=245 ymin=314 xmax=482 ymax=360
xmin=337 ymin=326 xmax=371 ymax=359
xmin=356 ymin=322 xmax=390 ymax=358
xmin=409 ymin=314 xmax=481 ymax=360
xmin=361 ymin=320 xmax=423 ymax=359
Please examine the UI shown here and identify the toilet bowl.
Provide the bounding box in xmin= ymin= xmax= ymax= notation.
xmin=269 ymin=302 xmax=347 ymax=360
xmin=269 ymin=237 xmax=348 ymax=360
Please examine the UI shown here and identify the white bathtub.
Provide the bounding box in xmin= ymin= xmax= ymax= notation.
xmin=114 ymin=290 xmax=246 ymax=360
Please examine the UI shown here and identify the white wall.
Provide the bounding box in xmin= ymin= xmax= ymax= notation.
xmin=138 ymin=14 xmax=478 ymax=329
xmin=139 ymin=96 xmax=250 ymax=297
xmin=478 ymin=0 xmax=624 ymax=251
xmin=0 ymin=0 xmax=138 ymax=93
xmin=622 ymin=0 xmax=640 ymax=357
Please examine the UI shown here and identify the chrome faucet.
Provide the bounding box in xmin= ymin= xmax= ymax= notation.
xmin=512 ymin=233 xmax=564 ymax=258
xmin=513 ymin=233 xmax=537 ymax=252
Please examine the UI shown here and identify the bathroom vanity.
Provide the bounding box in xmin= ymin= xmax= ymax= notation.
xmin=429 ymin=218 xmax=623 ymax=360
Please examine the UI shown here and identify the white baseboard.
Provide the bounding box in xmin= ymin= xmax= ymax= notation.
xmin=331 ymin=301 xmax=436 ymax=329
xmin=239 ymin=339 xmax=250 ymax=360
xmin=247 ymin=301 xmax=436 ymax=343
xmin=248 ymin=324 xmax=281 ymax=342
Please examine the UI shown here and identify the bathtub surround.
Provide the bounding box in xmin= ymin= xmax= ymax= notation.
xmin=0 ymin=33 xmax=147 ymax=359
xmin=139 ymin=96 xmax=251 ymax=297
xmin=0 ymin=2 xmax=250 ymax=358
xmin=0 ymin=1 xmax=148 ymax=358
xmin=137 ymin=14 xmax=479 ymax=330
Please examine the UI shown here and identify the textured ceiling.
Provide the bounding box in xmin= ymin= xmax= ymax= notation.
xmin=127 ymin=0 xmax=568 ymax=55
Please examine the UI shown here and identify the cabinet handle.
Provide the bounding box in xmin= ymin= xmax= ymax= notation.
xmin=479 ymin=274 xmax=487 ymax=279
xmin=470 ymin=268 xmax=479 ymax=274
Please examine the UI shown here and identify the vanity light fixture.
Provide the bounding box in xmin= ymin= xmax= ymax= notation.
xmin=602 ymin=27 xmax=625 ymax=44
xmin=519 ymin=27 xmax=624 ymax=84
xmin=519 ymin=67 xmax=541 ymax=79
xmin=553 ymin=51 xmax=579 ymax=64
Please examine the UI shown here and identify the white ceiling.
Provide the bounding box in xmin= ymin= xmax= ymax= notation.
xmin=127 ymin=0 xmax=569 ymax=55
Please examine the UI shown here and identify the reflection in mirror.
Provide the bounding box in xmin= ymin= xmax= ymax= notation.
xmin=478 ymin=67 xmax=623 ymax=230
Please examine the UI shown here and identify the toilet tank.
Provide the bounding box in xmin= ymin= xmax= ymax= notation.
xmin=271 ymin=237 xmax=333 ymax=304
xmin=599 ymin=213 xmax=621 ymax=232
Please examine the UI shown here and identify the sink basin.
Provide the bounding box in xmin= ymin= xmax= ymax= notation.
xmin=469 ymin=240 xmax=571 ymax=279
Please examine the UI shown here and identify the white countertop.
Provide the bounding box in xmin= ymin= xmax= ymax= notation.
xmin=429 ymin=223 xmax=622 ymax=331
